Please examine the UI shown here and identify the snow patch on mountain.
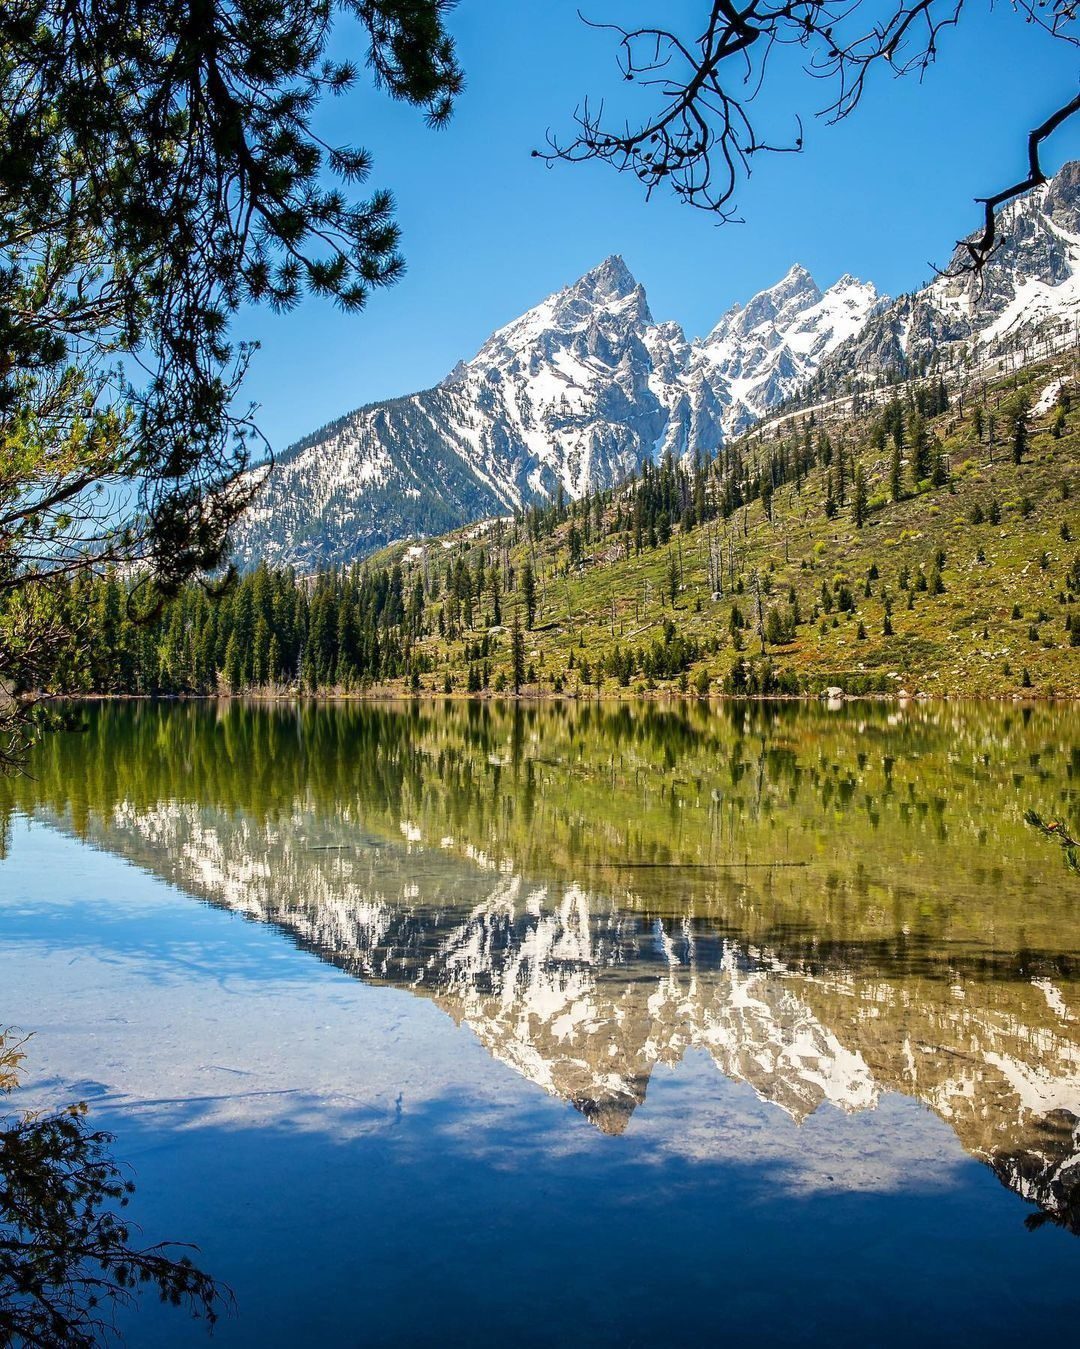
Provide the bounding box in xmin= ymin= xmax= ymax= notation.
xmin=233 ymin=256 xmax=880 ymax=567
xmin=819 ymin=159 xmax=1080 ymax=384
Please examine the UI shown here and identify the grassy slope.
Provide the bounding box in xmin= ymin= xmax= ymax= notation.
xmin=372 ymin=356 xmax=1080 ymax=698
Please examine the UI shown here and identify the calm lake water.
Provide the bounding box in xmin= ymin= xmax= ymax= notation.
xmin=2 ymin=699 xmax=1079 ymax=1346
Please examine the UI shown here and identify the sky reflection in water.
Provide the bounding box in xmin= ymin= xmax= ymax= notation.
xmin=1 ymin=699 xmax=1078 ymax=1345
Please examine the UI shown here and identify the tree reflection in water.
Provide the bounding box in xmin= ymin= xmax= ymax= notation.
xmin=4 ymin=698 xmax=1079 ymax=1241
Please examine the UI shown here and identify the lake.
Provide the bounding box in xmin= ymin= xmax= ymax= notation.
xmin=1 ymin=698 xmax=1078 ymax=1346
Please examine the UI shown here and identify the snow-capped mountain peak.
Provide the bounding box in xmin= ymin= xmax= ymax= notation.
xmin=231 ymin=158 xmax=1080 ymax=570
xmin=468 ymin=254 xmax=653 ymax=374
xmin=232 ymin=256 xmax=880 ymax=568
xmin=572 ymin=252 xmax=642 ymax=303
xmin=679 ymin=267 xmax=881 ymax=440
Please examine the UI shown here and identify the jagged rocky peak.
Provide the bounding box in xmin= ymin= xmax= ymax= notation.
xmin=461 ymin=254 xmax=657 ymax=393
xmin=703 ymin=266 xmax=802 ymax=346
xmin=573 ymin=253 xmax=641 ymax=304
xmin=718 ymin=262 xmax=820 ymax=332
xmin=679 ymin=264 xmax=880 ymax=439
xmin=819 ymin=157 xmax=1080 ymax=385
xmin=1043 ymin=158 xmax=1080 ymax=234
xmin=489 ymin=256 xmax=646 ymax=343
xmin=440 ymin=358 xmax=469 ymax=388
xmin=699 ymin=264 xmax=878 ymax=357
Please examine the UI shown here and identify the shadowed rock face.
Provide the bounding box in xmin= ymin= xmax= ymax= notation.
xmin=11 ymin=699 xmax=1080 ymax=1230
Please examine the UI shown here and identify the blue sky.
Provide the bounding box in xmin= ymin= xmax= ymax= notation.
xmin=238 ymin=1 xmax=1080 ymax=451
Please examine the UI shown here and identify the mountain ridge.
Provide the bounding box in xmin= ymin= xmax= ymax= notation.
xmin=234 ymin=159 xmax=1080 ymax=571
xmin=233 ymin=254 xmax=882 ymax=568
xmin=813 ymin=159 xmax=1080 ymax=390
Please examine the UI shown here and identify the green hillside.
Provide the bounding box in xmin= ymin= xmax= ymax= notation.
xmin=371 ymin=355 xmax=1080 ymax=698
xmin=21 ymin=355 xmax=1079 ymax=702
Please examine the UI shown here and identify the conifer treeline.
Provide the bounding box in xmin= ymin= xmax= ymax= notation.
xmin=25 ymin=564 xmax=424 ymax=695
xmin=11 ymin=375 xmax=1066 ymax=699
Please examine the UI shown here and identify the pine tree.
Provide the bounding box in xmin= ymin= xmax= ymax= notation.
xmin=223 ymin=632 xmax=243 ymax=694
xmin=511 ymin=610 xmax=526 ymax=694
xmin=909 ymin=412 xmax=931 ymax=485
xmin=521 ymin=561 xmax=537 ymax=628
xmin=889 ymin=441 xmax=902 ymax=502
xmin=490 ymin=567 xmax=502 ymax=626
xmin=852 ymin=465 xmax=868 ymax=528
xmin=1005 ymin=392 xmax=1031 ymax=464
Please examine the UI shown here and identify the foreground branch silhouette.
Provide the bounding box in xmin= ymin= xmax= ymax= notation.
xmin=0 ymin=1031 xmax=230 ymax=1347
xmin=541 ymin=1 xmax=1080 ymax=269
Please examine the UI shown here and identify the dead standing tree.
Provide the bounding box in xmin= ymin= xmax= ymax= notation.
xmin=539 ymin=0 xmax=1080 ymax=271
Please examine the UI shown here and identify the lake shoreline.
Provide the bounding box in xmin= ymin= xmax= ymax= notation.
xmin=27 ymin=687 xmax=1073 ymax=706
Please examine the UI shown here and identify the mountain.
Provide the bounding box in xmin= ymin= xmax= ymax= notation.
xmin=232 ymin=257 xmax=880 ymax=569
xmin=818 ymin=159 xmax=1080 ymax=386
xmin=680 ymin=265 xmax=879 ymax=438
xmin=233 ymin=159 xmax=1080 ymax=570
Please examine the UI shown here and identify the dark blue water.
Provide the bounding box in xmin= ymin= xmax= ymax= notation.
xmin=2 ymin=700 xmax=1078 ymax=1345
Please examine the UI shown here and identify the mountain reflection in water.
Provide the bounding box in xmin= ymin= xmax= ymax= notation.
xmin=4 ymin=697 xmax=1078 ymax=1233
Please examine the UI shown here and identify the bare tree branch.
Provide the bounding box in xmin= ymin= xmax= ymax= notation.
xmin=963 ymin=90 xmax=1080 ymax=269
xmin=540 ymin=1 xmax=1080 ymax=271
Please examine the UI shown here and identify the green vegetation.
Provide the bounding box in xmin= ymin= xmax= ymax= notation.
xmin=6 ymin=699 xmax=1078 ymax=960
xmin=10 ymin=356 xmax=1080 ymax=699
